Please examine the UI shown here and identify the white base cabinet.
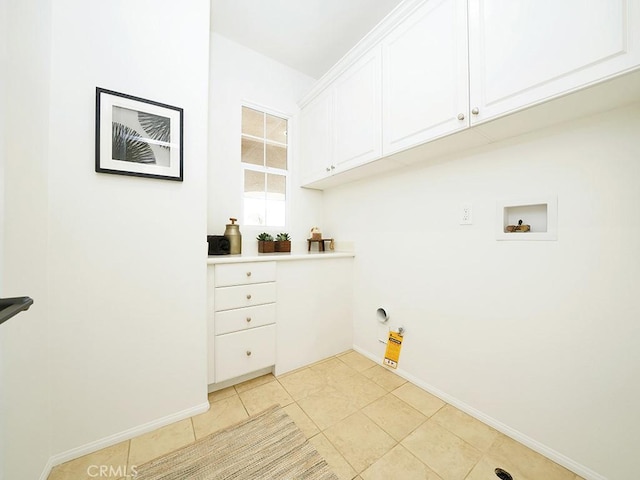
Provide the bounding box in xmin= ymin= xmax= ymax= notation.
xmin=275 ymin=258 xmax=354 ymax=375
xmin=208 ymin=261 xmax=277 ymax=384
xmin=207 ymin=255 xmax=354 ymax=385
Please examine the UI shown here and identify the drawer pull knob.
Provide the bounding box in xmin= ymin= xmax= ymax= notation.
xmin=246 ymin=271 xmax=252 ymax=277
xmin=246 ymin=317 xmax=252 ymax=323
xmin=246 ymin=350 xmax=252 ymax=356
xmin=246 ymin=294 xmax=252 ymax=300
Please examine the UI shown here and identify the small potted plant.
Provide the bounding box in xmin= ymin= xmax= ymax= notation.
xmin=275 ymin=233 xmax=291 ymax=253
xmin=256 ymin=232 xmax=274 ymax=253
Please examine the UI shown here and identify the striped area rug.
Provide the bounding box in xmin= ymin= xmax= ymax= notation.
xmin=135 ymin=405 xmax=338 ymax=480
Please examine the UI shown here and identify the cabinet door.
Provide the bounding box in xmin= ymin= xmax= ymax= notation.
xmin=299 ymin=89 xmax=332 ymax=185
xmin=215 ymin=325 xmax=276 ymax=383
xmin=382 ymin=0 xmax=469 ymax=156
xmin=275 ymin=258 xmax=354 ymax=375
xmin=468 ymin=0 xmax=640 ymax=124
xmin=333 ymin=46 xmax=382 ymax=170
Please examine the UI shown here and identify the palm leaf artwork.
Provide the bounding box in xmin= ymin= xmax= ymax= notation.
xmin=138 ymin=112 xmax=170 ymax=148
xmin=112 ymin=122 xmax=156 ymax=164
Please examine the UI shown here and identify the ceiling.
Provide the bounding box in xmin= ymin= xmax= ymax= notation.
xmin=210 ymin=0 xmax=404 ymax=79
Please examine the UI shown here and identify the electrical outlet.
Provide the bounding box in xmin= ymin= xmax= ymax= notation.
xmin=460 ymin=203 xmax=473 ymax=225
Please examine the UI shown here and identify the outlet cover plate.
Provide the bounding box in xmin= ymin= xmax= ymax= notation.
xmin=460 ymin=203 xmax=473 ymax=225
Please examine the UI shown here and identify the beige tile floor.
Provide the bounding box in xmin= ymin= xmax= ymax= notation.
xmin=48 ymin=350 xmax=585 ymax=480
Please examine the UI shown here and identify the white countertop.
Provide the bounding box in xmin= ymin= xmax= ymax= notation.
xmin=206 ymin=251 xmax=355 ymax=265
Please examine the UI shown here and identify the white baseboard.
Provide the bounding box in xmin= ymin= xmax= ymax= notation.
xmin=38 ymin=457 xmax=57 ymax=480
xmin=40 ymin=401 xmax=210 ymax=480
xmin=351 ymin=345 xmax=606 ymax=480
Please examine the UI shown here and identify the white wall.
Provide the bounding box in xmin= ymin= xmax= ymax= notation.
xmin=1 ymin=0 xmax=8 ymax=476
xmin=1 ymin=0 xmax=54 ymax=479
xmin=323 ymin=104 xmax=640 ymax=480
xmin=0 ymin=0 xmax=5 ymax=293
xmin=208 ymin=33 xmax=321 ymax=252
xmin=45 ymin=0 xmax=211 ymax=458
xmin=0 ymin=2 xmax=214 ymax=475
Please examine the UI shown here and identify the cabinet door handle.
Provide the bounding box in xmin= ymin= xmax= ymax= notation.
xmin=457 ymin=113 xmax=465 ymax=120
xmin=471 ymin=107 xmax=479 ymax=115
xmin=246 ymin=294 xmax=252 ymax=300
xmin=246 ymin=317 xmax=252 ymax=323
xmin=246 ymin=350 xmax=252 ymax=356
xmin=325 ymin=167 xmax=331 ymax=172
xmin=330 ymin=165 xmax=335 ymax=170
xmin=246 ymin=271 xmax=252 ymax=277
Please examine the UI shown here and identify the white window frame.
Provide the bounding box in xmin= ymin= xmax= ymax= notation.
xmin=240 ymin=102 xmax=291 ymax=230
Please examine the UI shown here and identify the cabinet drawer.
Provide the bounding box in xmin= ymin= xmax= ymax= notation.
xmin=215 ymin=303 xmax=276 ymax=335
xmin=215 ymin=325 xmax=276 ymax=383
xmin=214 ymin=283 xmax=276 ymax=311
xmin=215 ymin=262 xmax=276 ymax=287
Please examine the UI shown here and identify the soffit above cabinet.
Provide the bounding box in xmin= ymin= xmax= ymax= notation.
xmin=298 ymin=0 xmax=426 ymax=103
xmin=210 ymin=0 xmax=404 ymax=79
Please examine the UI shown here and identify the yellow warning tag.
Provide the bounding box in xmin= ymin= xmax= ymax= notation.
xmin=383 ymin=331 xmax=403 ymax=369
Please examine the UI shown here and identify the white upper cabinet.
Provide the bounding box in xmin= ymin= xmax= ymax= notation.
xmin=299 ymin=47 xmax=382 ymax=185
xmin=297 ymin=0 xmax=640 ymax=189
xmin=333 ymin=46 xmax=382 ymax=170
xmin=468 ymin=0 xmax=640 ymax=124
xmin=382 ymin=0 xmax=469 ymax=156
xmin=299 ymin=88 xmax=332 ymax=185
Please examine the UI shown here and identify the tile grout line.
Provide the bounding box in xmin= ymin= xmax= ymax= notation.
xmin=125 ymin=439 xmax=132 ymax=472
xmin=237 ymin=388 xmax=251 ymax=417
xmin=189 ymin=416 xmax=197 ymax=443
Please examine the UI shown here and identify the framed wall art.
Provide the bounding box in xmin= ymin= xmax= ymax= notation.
xmin=95 ymin=87 xmax=183 ymax=181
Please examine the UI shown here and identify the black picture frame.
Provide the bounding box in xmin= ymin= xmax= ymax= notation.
xmin=95 ymin=87 xmax=183 ymax=181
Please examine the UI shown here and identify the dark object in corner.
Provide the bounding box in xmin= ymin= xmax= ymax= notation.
xmin=0 ymin=297 xmax=34 ymax=326
xmin=208 ymin=235 xmax=230 ymax=255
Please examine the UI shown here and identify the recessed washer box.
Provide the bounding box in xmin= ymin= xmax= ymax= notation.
xmin=496 ymin=196 xmax=558 ymax=241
